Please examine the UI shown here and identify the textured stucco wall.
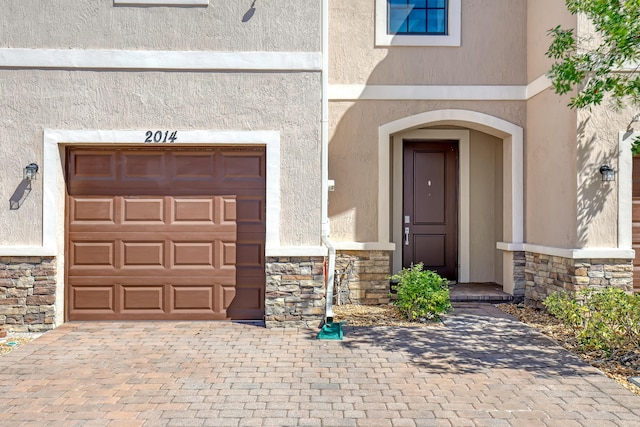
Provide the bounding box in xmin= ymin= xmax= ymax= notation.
xmin=0 ymin=70 xmax=322 ymax=246
xmin=0 ymin=0 xmax=321 ymax=52
xmin=576 ymin=105 xmax=629 ymax=248
xmin=329 ymin=0 xmax=527 ymax=85
xmin=525 ymin=89 xmax=578 ymax=248
xmin=527 ymin=0 xmax=575 ymax=81
xmin=468 ymin=130 xmax=503 ymax=282
xmin=328 ymin=100 xmax=525 ymax=242
xmin=527 ymin=1 xmax=626 ymax=250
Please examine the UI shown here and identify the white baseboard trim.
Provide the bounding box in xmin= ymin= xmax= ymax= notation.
xmin=497 ymin=242 xmax=635 ymax=259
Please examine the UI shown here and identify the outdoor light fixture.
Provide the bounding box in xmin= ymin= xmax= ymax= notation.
xmin=599 ymin=164 xmax=615 ymax=182
xmin=24 ymin=163 xmax=39 ymax=180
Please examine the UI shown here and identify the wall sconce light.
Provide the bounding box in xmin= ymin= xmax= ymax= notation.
xmin=24 ymin=163 xmax=39 ymax=180
xmin=599 ymin=164 xmax=615 ymax=182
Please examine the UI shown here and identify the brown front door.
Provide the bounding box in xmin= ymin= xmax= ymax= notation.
xmin=633 ymin=156 xmax=640 ymax=291
xmin=403 ymin=140 xmax=458 ymax=280
xmin=65 ymin=146 xmax=266 ymax=321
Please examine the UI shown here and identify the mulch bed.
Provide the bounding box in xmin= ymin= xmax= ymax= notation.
xmin=333 ymin=304 xmax=442 ymax=327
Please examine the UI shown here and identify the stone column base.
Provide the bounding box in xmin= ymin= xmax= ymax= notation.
xmin=0 ymin=256 xmax=57 ymax=332
xmin=264 ymin=257 xmax=325 ymax=328
xmin=524 ymin=252 xmax=633 ymax=309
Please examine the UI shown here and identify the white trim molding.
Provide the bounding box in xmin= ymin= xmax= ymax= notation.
xmin=114 ymin=0 xmax=208 ymax=5
xmin=0 ymin=49 xmax=322 ymax=72
xmin=329 ymin=78 xmax=553 ymax=102
xmin=27 ymin=130 xmax=283 ymax=259
xmin=329 ymin=85 xmax=526 ymax=101
xmin=332 ymin=242 xmax=396 ymax=251
xmin=525 ymin=75 xmax=552 ymax=100
xmin=497 ymin=242 xmax=635 ymax=260
xmin=619 ymin=131 xmax=637 ymax=251
xmin=375 ymin=0 xmax=461 ymax=47
xmin=266 ymin=246 xmax=328 ymax=257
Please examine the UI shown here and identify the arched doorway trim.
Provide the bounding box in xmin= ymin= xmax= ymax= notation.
xmin=379 ymin=109 xmax=523 ymax=289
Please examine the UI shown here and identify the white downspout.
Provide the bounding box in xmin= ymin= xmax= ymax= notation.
xmin=321 ymin=0 xmax=336 ymax=322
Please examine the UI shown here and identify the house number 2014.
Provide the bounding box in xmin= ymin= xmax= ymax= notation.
xmin=145 ymin=131 xmax=178 ymax=143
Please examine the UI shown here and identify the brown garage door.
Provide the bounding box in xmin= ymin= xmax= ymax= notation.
xmin=633 ymin=156 xmax=640 ymax=292
xmin=66 ymin=146 xmax=265 ymax=320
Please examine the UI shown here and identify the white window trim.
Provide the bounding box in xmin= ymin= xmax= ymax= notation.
xmin=375 ymin=0 xmax=461 ymax=47
xmin=114 ymin=0 xmax=208 ymax=5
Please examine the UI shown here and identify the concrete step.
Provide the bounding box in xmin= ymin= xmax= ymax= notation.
xmin=449 ymin=283 xmax=514 ymax=304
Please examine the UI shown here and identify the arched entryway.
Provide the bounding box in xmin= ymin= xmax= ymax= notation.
xmin=378 ymin=109 xmax=524 ymax=294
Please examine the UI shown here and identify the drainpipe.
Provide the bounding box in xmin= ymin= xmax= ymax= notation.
xmin=321 ymin=0 xmax=336 ymax=322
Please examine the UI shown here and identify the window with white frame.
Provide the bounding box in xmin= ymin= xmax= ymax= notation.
xmin=376 ymin=0 xmax=461 ymax=47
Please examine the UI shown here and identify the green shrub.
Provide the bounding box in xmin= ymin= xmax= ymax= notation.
xmin=544 ymin=287 xmax=640 ymax=357
xmin=390 ymin=263 xmax=451 ymax=321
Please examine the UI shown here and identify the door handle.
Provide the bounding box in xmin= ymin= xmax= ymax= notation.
xmin=404 ymin=227 xmax=410 ymax=246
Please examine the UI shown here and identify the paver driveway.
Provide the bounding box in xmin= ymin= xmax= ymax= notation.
xmin=0 ymin=304 xmax=638 ymax=426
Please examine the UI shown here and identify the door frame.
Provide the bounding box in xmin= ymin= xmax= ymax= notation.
xmin=392 ymin=129 xmax=470 ymax=279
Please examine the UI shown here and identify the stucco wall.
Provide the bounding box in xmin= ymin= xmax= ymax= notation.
xmin=328 ymin=100 xmax=525 ymax=242
xmin=1 ymin=0 xmax=321 ymax=52
xmin=329 ymin=0 xmax=527 ymax=85
xmin=525 ymin=89 xmax=578 ymax=248
xmin=527 ymin=1 xmax=626 ymax=250
xmin=527 ymin=0 xmax=575 ymax=81
xmin=469 ymin=130 xmax=503 ymax=282
xmin=0 ymin=69 xmax=322 ymax=247
xmin=576 ymin=105 xmax=629 ymax=248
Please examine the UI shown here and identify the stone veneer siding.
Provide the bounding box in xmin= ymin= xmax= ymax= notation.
xmin=524 ymin=252 xmax=633 ymax=308
xmin=512 ymin=251 xmax=526 ymax=301
xmin=0 ymin=257 xmax=57 ymax=332
xmin=334 ymin=251 xmax=391 ymax=305
xmin=264 ymin=251 xmax=391 ymax=328
xmin=264 ymin=257 xmax=325 ymax=328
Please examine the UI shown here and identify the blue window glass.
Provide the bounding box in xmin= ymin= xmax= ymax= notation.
xmin=407 ymin=9 xmax=427 ymax=33
xmin=388 ymin=0 xmax=447 ymax=35
xmin=427 ymin=9 xmax=445 ymax=34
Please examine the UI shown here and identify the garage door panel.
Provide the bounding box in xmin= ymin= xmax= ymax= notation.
xmin=67 ymin=146 xmax=265 ymax=321
xmin=220 ymin=241 xmax=236 ymax=268
xmin=71 ymin=286 xmax=115 ymax=311
xmin=236 ymin=235 xmax=265 ymax=268
xmin=70 ymin=231 xmax=237 ymax=241
xmin=122 ymin=198 xmax=165 ymax=223
xmin=122 ymin=241 xmax=165 ymax=267
xmin=171 ymin=242 xmax=215 ymax=268
xmin=122 ymin=153 xmax=166 ymax=181
xmin=172 ymin=198 xmax=216 ymax=223
xmin=70 ymin=242 xmax=115 ymax=268
xmin=70 ymin=198 xmax=116 ymax=224
xmin=172 ymin=154 xmax=215 ymax=180
xmin=236 ymin=197 xmax=265 ymax=229
xmin=171 ymin=286 xmax=214 ymax=311
xmin=228 ymin=288 xmax=262 ymax=313
xmin=221 ymin=152 xmax=265 ymax=181
xmin=121 ymin=286 xmax=165 ymax=311
xmin=70 ymin=151 xmax=117 ymax=180
xmin=219 ymin=196 xmax=237 ymax=224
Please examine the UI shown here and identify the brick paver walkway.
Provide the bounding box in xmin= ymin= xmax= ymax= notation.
xmin=0 ymin=304 xmax=638 ymax=426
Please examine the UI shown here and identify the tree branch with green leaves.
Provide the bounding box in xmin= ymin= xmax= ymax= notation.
xmin=546 ymin=0 xmax=640 ymax=110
